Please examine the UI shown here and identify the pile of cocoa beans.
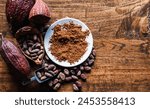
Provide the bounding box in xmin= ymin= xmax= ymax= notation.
xmin=36 ymin=48 xmax=96 ymax=92
xmin=19 ymin=34 xmax=44 ymax=61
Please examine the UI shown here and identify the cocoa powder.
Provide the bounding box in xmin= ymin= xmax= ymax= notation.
xmin=49 ymin=22 xmax=89 ymax=64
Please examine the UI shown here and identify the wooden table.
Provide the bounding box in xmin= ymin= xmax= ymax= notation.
xmin=0 ymin=0 xmax=150 ymax=92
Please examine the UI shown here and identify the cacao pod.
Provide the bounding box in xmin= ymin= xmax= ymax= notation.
xmin=6 ymin=0 xmax=35 ymax=34
xmin=0 ymin=34 xmax=31 ymax=80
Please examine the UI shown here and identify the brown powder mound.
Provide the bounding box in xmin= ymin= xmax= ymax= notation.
xmin=49 ymin=22 xmax=89 ymax=64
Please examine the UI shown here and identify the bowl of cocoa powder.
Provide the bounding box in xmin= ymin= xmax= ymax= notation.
xmin=44 ymin=17 xmax=93 ymax=67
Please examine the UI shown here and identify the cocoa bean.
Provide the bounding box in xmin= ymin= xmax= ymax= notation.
xmin=25 ymin=50 xmax=30 ymax=56
xmin=44 ymin=67 xmax=48 ymax=72
xmin=72 ymin=75 xmax=78 ymax=81
xmin=53 ymin=83 xmax=61 ymax=91
xmin=32 ymin=56 xmax=38 ymax=60
xmin=84 ymin=66 xmax=91 ymax=72
xmin=77 ymin=70 xmax=81 ymax=77
xmin=45 ymin=72 xmax=53 ymax=78
xmin=48 ymin=64 xmax=55 ymax=70
xmin=38 ymin=53 xmax=43 ymax=60
xmin=36 ymin=72 xmax=42 ymax=78
xmin=64 ymin=69 xmax=70 ymax=76
xmin=92 ymin=49 xmax=96 ymax=57
xmin=38 ymin=50 xmax=44 ymax=55
xmin=83 ymin=62 xmax=88 ymax=66
xmin=45 ymin=55 xmax=49 ymax=61
xmin=90 ymin=54 xmax=95 ymax=59
xmin=73 ymin=84 xmax=79 ymax=91
xmin=31 ymin=49 xmax=39 ymax=53
xmin=49 ymin=81 xmax=53 ymax=87
xmin=75 ymin=81 xmax=82 ymax=88
xmin=28 ymin=47 xmax=32 ymax=53
xmin=53 ymin=70 xmax=59 ymax=75
xmin=58 ymin=72 xmax=66 ymax=81
xmin=65 ymin=77 xmax=72 ymax=82
xmin=53 ymin=79 xmax=59 ymax=85
xmin=70 ymin=70 xmax=76 ymax=75
xmin=88 ymin=59 xmax=94 ymax=66
xmin=40 ymin=46 xmax=44 ymax=50
xmin=80 ymin=74 xmax=87 ymax=81
xmin=80 ymin=66 xmax=84 ymax=71
xmin=40 ymin=75 xmax=47 ymax=80
xmin=30 ymin=53 xmax=37 ymax=57
xmin=44 ymin=63 xmax=48 ymax=67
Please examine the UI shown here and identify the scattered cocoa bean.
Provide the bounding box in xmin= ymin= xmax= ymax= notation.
xmin=45 ymin=55 xmax=49 ymax=61
xmin=92 ymin=49 xmax=96 ymax=57
xmin=53 ymin=79 xmax=59 ymax=85
xmin=83 ymin=62 xmax=88 ymax=66
xmin=75 ymin=81 xmax=82 ymax=88
xmin=77 ymin=70 xmax=81 ymax=77
xmin=80 ymin=66 xmax=84 ymax=71
xmin=64 ymin=69 xmax=70 ymax=76
xmin=53 ymin=70 xmax=59 ymax=75
xmin=80 ymin=74 xmax=87 ymax=81
xmin=70 ymin=70 xmax=76 ymax=75
xmin=72 ymin=75 xmax=78 ymax=81
xmin=45 ymin=72 xmax=53 ymax=78
xmin=84 ymin=66 xmax=91 ymax=72
xmin=53 ymin=83 xmax=61 ymax=91
xmin=88 ymin=59 xmax=94 ymax=65
xmin=48 ymin=64 xmax=55 ymax=70
xmin=73 ymin=84 xmax=79 ymax=92
xmin=59 ymin=72 xmax=66 ymax=81
xmin=90 ymin=54 xmax=95 ymax=59
xmin=65 ymin=77 xmax=72 ymax=82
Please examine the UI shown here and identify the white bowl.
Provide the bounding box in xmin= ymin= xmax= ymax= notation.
xmin=44 ymin=17 xmax=93 ymax=67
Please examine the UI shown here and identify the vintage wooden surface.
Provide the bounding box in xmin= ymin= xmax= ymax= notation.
xmin=0 ymin=0 xmax=150 ymax=92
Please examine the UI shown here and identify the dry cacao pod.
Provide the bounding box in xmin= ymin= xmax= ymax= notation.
xmin=16 ymin=26 xmax=44 ymax=65
xmin=0 ymin=34 xmax=31 ymax=79
xmin=6 ymin=0 xmax=35 ymax=34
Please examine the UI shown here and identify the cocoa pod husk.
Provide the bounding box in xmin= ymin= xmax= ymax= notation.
xmin=0 ymin=34 xmax=31 ymax=81
xmin=16 ymin=26 xmax=44 ymax=65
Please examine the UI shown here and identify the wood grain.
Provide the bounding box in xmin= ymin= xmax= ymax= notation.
xmin=0 ymin=0 xmax=150 ymax=92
